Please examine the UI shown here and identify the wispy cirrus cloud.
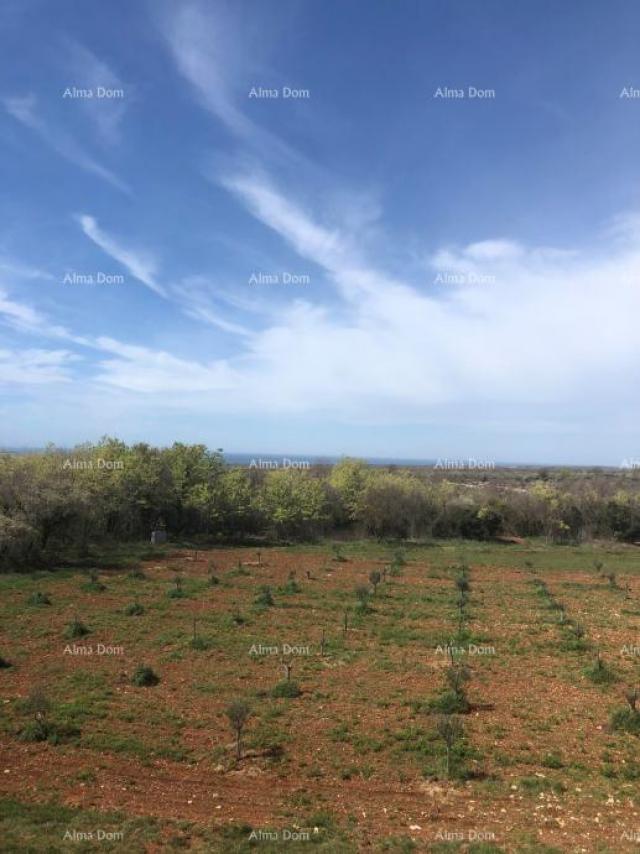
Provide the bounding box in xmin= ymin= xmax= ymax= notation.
xmin=0 ymin=348 xmax=79 ymax=384
xmin=76 ymin=214 xmax=252 ymax=335
xmin=76 ymin=214 xmax=165 ymax=296
xmin=3 ymin=94 xmax=130 ymax=193
xmin=63 ymin=41 xmax=129 ymax=145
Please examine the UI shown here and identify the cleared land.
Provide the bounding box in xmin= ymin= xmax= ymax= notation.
xmin=2 ymin=541 xmax=640 ymax=852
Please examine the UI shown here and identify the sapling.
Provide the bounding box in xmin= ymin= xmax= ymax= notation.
xmin=446 ymin=662 xmax=471 ymax=698
xmin=132 ymin=665 xmax=160 ymax=687
xmin=455 ymin=574 xmax=470 ymax=594
xmin=226 ymin=701 xmax=251 ymax=761
xmin=254 ymin=585 xmax=274 ymax=607
xmin=281 ymin=658 xmax=293 ymax=681
xmin=436 ymin=714 xmax=464 ymax=779
xmin=355 ymin=584 xmax=371 ymax=612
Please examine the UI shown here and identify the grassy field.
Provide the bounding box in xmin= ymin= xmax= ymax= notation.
xmin=1 ymin=539 xmax=640 ymax=851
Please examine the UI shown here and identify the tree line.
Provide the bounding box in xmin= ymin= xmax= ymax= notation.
xmin=1 ymin=439 xmax=639 ymax=569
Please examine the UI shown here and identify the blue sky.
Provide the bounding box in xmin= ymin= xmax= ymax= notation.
xmin=1 ymin=0 xmax=639 ymax=464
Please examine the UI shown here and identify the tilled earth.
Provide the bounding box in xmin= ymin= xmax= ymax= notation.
xmin=1 ymin=545 xmax=639 ymax=852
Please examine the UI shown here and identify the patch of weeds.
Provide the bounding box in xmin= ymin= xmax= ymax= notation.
xmin=64 ymin=617 xmax=90 ymax=639
xmin=254 ymin=586 xmax=275 ymax=607
xmin=190 ymin=635 xmax=214 ymax=650
xmin=518 ymin=775 xmax=567 ymax=795
xmin=610 ymin=706 xmax=640 ymax=735
xmin=584 ymin=655 xmax=617 ymax=685
xmin=271 ymin=680 xmax=301 ymax=698
xmin=27 ymin=591 xmax=51 ymax=606
xmin=124 ymin=601 xmax=144 ymax=616
xmin=541 ymin=751 xmax=564 ymax=769
xmin=81 ymin=571 xmax=106 ymax=592
xmin=131 ymin=665 xmax=160 ymax=687
xmin=280 ymin=576 xmax=301 ymax=595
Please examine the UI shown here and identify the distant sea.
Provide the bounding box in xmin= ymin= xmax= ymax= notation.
xmin=0 ymin=448 xmax=609 ymax=469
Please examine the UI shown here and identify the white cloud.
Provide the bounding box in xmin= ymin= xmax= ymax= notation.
xmin=64 ymin=41 xmax=128 ymax=145
xmin=0 ymin=348 xmax=79 ymax=384
xmin=3 ymin=94 xmax=130 ymax=193
xmin=93 ymin=336 xmax=236 ymax=393
xmin=77 ymin=214 xmax=165 ymax=296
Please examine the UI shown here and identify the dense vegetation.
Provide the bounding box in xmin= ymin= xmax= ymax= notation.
xmin=1 ymin=439 xmax=640 ymax=569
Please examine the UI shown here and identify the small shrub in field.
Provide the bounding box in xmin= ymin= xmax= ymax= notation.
xmin=593 ymin=559 xmax=604 ymax=574
xmin=429 ymin=690 xmax=469 ymax=714
xmin=124 ymin=601 xmax=144 ymax=616
xmin=190 ymin=635 xmax=213 ymax=650
xmin=626 ymin=688 xmax=639 ymax=711
xmin=281 ymin=575 xmax=301 ymax=595
xmin=226 ymin=701 xmax=251 ymax=760
xmin=254 ymin=586 xmax=274 ymax=607
xmin=128 ymin=568 xmax=146 ymax=580
xmin=17 ymin=688 xmax=66 ymax=743
xmin=610 ymin=707 xmax=640 ymax=734
xmin=445 ymin=663 xmax=470 ymax=696
xmin=168 ymin=575 xmax=185 ymax=598
xmin=369 ymin=570 xmax=381 ymax=593
xmin=82 ymin=570 xmax=106 ymax=592
xmin=272 ymin=680 xmax=302 ymax=699
xmin=584 ymin=654 xmax=616 ymax=685
xmin=64 ymin=618 xmax=90 ymax=639
xmin=354 ymin=585 xmax=371 ymax=613
xmin=393 ymin=549 xmax=407 ymax=567
xmin=28 ymin=591 xmax=51 ymax=606
xmin=208 ymin=573 xmax=220 ymax=586
xmin=542 ymin=751 xmax=564 ymax=769
xmin=606 ymin=572 xmax=618 ymax=589
xmin=331 ymin=544 xmax=347 ymax=562
xmin=0 ymin=655 xmax=12 ymax=669
xmin=455 ymin=574 xmax=469 ymax=593
xmin=19 ymin=719 xmax=51 ymax=742
xmin=132 ymin=665 xmax=160 ymax=687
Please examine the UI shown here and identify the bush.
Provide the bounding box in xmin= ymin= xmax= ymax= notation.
xmin=226 ymin=700 xmax=251 ymax=760
xmin=455 ymin=574 xmax=470 ymax=593
xmin=128 ymin=568 xmax=147 ymax=580
xmin=281 ymin=576 xmax=301 ymax=595
xmin=190 ymin=636 xmax=213 ymax=650
xmin=27 ymin=591 xmax=51 ymax=606
xmin=167 ymin=577 xmax=186 ymax=598
xmin=584 ymin=656 xmax=617 ymax=685
xmin=131 ymin=665 xmax=159 ymax=687
xmin=19 ymin=719 xmax=50 ymax=742
xmin=81 ymin=570 xmax=106 ymax=592
xmin=428 ymin=690 xmax=469 ymax=714
xmin=272 ymin=680 xmax=302 ymax=698
xmin=208 ymin=573 xmax=220 ymax=586
xmin=254 ymin=586 xmax=274 ymax=607
xmin=124 ymin=602 xmax=144 ymax=616
xmin=63 ymin=618 xmax=90 ymax=639
xmin=610 ymin=707 xmax=640 ymax=734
